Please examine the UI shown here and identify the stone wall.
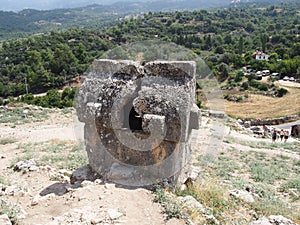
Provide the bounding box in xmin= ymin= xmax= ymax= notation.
xmin=242 ymin=115 xmax=300 ymax=127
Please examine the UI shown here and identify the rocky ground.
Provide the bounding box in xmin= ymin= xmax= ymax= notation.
xmin=0 ymin=104 xmax=299 ymax=225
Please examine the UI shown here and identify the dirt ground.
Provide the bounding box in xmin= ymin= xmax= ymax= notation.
xmin=0 ymin=106 xmax=299 ymax=224
xmin=225 ymin=86 xmax=300 ymax=119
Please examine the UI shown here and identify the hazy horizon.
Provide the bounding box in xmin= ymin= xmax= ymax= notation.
xmin=0 ymin=0 xmax=147 ymax=11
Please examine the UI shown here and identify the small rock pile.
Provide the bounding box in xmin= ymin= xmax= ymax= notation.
xmin=250 ymin=215 xmax=299 ymax=225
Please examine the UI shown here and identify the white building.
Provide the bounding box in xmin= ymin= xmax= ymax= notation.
xmin=252 ymin=51 xmax=270 ymax=61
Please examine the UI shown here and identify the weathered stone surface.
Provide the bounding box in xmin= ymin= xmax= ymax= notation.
xmin=14 ymin=158 xmax=37 ymax=172
xmin=229 ymin=189 xmax=256 ymax=203
xmin=178 ymin=195 xmax=220 ymax=225
xmin=244 ymin=115 xmax=300 ymax=126
xmin=208 ymin=110 xmax=226 ymax=119
xmin=250 ymin=215 xmax=299 ymax=225
xmin=77 ymin=59 xmax=200 ymax=186
xmin=178 ymin=195 xmax=206 ymax=214
xmin=107 ymin=209 xmax=124 ymax=220
xmin=269 ymin=215 xmax=298 ymax=225
xmin=250 ymin=217 xmax=272 ymax=225
xmin=0 ymin=214 xmax=12 ymax=225
xmin=70 ymin=165 xmax=101 ymax=185
xmin=0 ymin=184 xmax=26 ymax=198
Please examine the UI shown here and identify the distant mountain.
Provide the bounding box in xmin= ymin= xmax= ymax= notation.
xmin=0 ymin=0 xmax=293 ymax=12
xmin=0 ymin=0 xmax=295 ymax=40
xmin=0 ymin=0 xmax=146 ymax=11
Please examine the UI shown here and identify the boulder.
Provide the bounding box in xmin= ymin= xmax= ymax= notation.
xmin=0 ymin=214 xmax=12 ymax=225
xmin=250 ymin=217 xmax=272 ymax=225
xmin=178 ymin=195 xmax=206 ymax=214
xmin=269 ymin=215 xmax=298 ymax=225
xmin=250 ymin=215 xmax=299 ymax=225
xmin=14 ymin=158 xmax=37 ymax=172
xmin=229 ymin=189 xmax=255 ymax=203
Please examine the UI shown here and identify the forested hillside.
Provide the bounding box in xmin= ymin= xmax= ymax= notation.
xmin=0 ymin=0 xmax=294 ymax=41
xmin=0 ymin=7 xmax=121 ymax=41
xmin=0 ymin=1 xmax=299 ymax=98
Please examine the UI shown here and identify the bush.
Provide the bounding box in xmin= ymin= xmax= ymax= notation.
xmin=237 ymin=96 xmax=243 ymax=102
xmin=276 ymin=88 xmax=288 ymax=97
xmin=258 ymin=83 xmax=269 ymax=91
xmin=234 ymin=71 xmax=244 ymax=83
xmin=196 ymin=96 xmax=202 ymax=108
xmin=241 ymin=81 xmax=249 ymax=90
xmin=249 ymin=79 xmax=260 ymax=88
xmin=20 ymin=93 xmax=34 ymax=104
xmin=46 ymin=89 xmax=62 ymax=108
xmin=17 ymin=87 xmax=78 ymax=108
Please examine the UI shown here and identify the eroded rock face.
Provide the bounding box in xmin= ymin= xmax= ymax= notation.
xmin=77 ymin=59 xmax=200 ymax=186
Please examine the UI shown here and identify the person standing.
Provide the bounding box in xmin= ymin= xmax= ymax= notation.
xmin=280 ymin=129 xmax=284 ymax=141
xmin=284 ymin=130 xmax=289 ymax=143
xmin=263 ymin=125 xmax=269 ymax=138
xmin=272 ymin=129 xmax=277 ymax=143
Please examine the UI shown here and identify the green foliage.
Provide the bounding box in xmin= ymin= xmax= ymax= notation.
xmin=0 ymin=29 xmax=110 ymax=97
xmin=0 ymin=199 xmax=20 ymax=224
xmin=234 ymin=71 xmax=244 ymax=83
xmin=153 ymin=185 xmax=182 ymax=219
xmin=177 ymin=178 xmax=230 ymax=221
xmin=250 ymin=161 xmax=290 ymax=184
xmin=241 ymin=81 xmax=249 ymax=90
xmin=0 ymin=105 xmax=49 ymax=124
xmin=17 ymin=140 xmax=88 ymax=170
xmin=0 ymin=138 xmax=17 ymax=145
xmin=0 ymin=1 xmax=300 ymax=97
xmin=257 ymin=83 xmax=269 ymax=91
xmin=19 ymin=87 xmax=78 ymax=108
xmin=280 ymin=177 xmax=300 ymax=193
xmin=276 ymin=88 xmax=288 ymax=97
xmin=218 ymin=63 xmax=230 ymax=81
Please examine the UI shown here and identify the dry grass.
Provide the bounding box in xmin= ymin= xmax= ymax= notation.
xmin=225 ymin=87 xmax=300 ymax=119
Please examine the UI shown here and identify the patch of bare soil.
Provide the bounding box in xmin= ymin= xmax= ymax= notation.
xmin=225 ymin=86 xmax=300 ymax=119
xmin=1 ymin=105 xmax=300 ymax=225
xmin=0 ymin=107 xmax=185 ymax=225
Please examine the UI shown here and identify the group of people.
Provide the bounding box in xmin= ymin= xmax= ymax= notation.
xmin=271 ymin=128 xmax=289 ymax=143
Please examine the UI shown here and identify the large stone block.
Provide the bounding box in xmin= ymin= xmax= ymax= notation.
xmin=77 ymin=59 xmax=200 ymax=186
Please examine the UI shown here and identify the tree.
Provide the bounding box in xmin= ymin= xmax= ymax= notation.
xmin=291 ymin=43 xmax=300 ymax=58
xmin=204 ymin=35 xmax=212 ymax=50
xmin=215 ymin=46 xmax=225 ymax=54
xmin=218 ymin=63 xmax=230 ymax=81
xmin=260 ymin=33 xmax=268 ymax=53
xmin=234 ymin=71 xmax=244 ymax=82
xmin=238 ymin=36 xmax=244 ymax=55
xmin=49 ymin=44 xmax=78 ymax=75
xmin=245 ymin=22 xmax=255 ymax=33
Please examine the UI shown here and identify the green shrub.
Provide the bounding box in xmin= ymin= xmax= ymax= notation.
xmin=17 ymin=87 xmax=78 ymax=108
xmin=250 ymin=161 xmax=290 ymax=184
xmin=0 ymin=138 xmax=17 ymax=145
xmin=249 ymin=79 xmax=260 ymax=88
xmin=241 ymin=81 xmax=249 ymax=90
xmin=234 ymin=71 xmax=244 ymax=82
xmin=258 ymin=83 xmax=269 ymax=91
xmin=153 ymin=185 xmax=182 ymax=219
xmin=280 ymin=178 xmax=300 ymax=192
xmin=276 ymin=88 xmax=288 ymax=97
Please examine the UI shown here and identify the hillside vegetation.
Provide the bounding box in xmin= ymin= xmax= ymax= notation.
xmin=0 ymin=1 xmax=299 ymax=102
